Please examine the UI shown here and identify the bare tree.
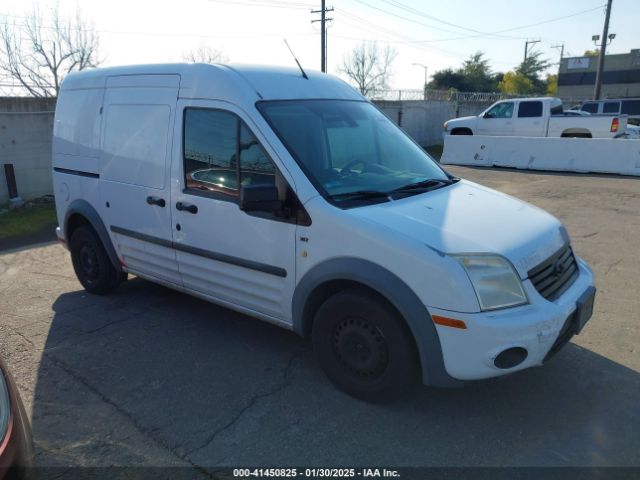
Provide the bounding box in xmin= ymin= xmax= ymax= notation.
xmin=0 ymin=5 xmax=101 ymax=97
xmin=182 ymin=42 xmax=228 ymax=64
xmin=340 ymin=42 xmax=397 ymax=96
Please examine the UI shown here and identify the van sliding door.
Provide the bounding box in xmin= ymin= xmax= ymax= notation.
xmin=99 ymin=74 xmax=182 ymax=286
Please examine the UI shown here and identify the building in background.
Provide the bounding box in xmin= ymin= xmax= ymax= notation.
xmin=557 ymin=49 xmax=640 ymax=100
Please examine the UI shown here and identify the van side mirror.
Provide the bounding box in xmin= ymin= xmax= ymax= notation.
xmin=240 ymin=184 xmax=282 ymax=212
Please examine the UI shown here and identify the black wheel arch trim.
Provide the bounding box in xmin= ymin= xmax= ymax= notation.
xmin=292 ymin=257 xmax=463 ymax=388
xmin=63 ymin=199 xmax=121 ymax=271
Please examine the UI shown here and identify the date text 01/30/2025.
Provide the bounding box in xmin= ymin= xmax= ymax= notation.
xmin=233 ymin=468 xmax=401 ymax=478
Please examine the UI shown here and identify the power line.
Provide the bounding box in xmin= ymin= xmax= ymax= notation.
xmin=345 ymin=1 xmax=605 ymax=44
xmin=0 ymin=15 xmax=315 ymax=39
xmin=209 ymin=0 xmax=315 ymax=9
xmin=379 ymin=0 xmax=523 ymax=40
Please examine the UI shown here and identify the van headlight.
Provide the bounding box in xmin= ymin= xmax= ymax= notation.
xmin=0 ymin=370 xmax=10 ymax=445
xmin=452 ymin=254 xmax=528 ymax=311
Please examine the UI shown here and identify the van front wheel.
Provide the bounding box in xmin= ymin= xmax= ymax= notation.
xmin=69 ymin=226 xmax=121 ymax=294
xmin=312 ymin=290 xmax=418 ymax=400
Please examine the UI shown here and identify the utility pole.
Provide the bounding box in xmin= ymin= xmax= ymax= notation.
xmin=551 ymin=43 xmax=565 ymax=64
xmin=594 ymin=0 xmax=613 ymax=100
xmin=524 ymin=38 xmax=541 ymax=62
xmin=311 ymin=1 xmax=333 ymax=73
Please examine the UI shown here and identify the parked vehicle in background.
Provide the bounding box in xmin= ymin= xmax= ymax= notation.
xmin=618 ymin=124 xmax=640 ymax=139
xmin=53 ymin=64 xmax=596 ymax=399
xmin=444 ymin=97 xmax=626 ymax=138
xmin=580 ymin=98 xmax=640 ymax=126
xmin=0 ymin=357 xmax=33 ymax=479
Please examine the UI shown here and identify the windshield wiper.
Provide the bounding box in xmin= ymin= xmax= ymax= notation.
xmin=388 ymin=178 xmax=454 ymax=194
xmin=329 ymin=190 xmax=390 ymax=201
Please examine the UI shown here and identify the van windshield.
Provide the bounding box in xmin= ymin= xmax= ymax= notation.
xmin=257 ymin=100 xmax=451 ymax=205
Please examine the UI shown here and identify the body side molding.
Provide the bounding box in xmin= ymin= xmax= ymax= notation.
xmin=110 ymin=225 xmax=287 ymax=278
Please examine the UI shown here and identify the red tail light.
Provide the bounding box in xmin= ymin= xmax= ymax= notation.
xmin=611 ymin=118 xmax=619 ymax=132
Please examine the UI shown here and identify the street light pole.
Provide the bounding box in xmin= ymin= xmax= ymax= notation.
xmin=413 ymin=63 xmax=428 ymax=100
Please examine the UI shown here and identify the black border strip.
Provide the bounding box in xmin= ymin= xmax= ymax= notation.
xmin=54 ymin=167 xmax=100 ymax=178
xmin=110 ymin=225 xmax=287 ymax=278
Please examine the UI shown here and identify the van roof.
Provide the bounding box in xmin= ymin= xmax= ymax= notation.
xmin=61 ymin=63 xmax=364 ymax=103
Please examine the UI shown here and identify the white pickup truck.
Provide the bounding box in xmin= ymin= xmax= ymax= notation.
xmin=444 ymin=97 xmax=626 ymax=138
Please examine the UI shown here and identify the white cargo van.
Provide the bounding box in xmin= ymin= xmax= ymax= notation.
xmin=53 ymin=64 xmax=596 ymax=398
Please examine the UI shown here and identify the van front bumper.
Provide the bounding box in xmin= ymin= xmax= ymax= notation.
xmin=428 ymin=258 xmax=595 ymax=381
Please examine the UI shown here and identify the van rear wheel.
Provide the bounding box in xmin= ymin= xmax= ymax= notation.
xmin=312 ymin=289 xmax=418 ymax=400
xmin=69 ymin=226 xmax=121 ymax=294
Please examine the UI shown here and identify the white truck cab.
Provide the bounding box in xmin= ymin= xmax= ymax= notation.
xmin=53 ymin=64 xmax=596 ymax=399
xmin=444 ymin=97 xmax=625 ymax=138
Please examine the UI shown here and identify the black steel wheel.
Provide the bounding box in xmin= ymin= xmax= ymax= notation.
xmin=312 ymin=289 xmax=418 ymax=400
xmin=69 ymin=226 xmax=121 ymax=294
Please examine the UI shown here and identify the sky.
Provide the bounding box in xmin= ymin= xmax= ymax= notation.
xmin=1 ymin=0 xmax=638 ymax=91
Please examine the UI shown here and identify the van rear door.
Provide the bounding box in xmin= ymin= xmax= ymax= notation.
xmin=99 ymin=74 xmax=181 ymax=285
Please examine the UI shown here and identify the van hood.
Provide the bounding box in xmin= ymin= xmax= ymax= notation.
xmin=349 ymin=180 xmax=567 ymax=278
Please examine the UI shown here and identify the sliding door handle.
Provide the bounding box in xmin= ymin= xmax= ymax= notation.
xmin=146 ymin=196 xmax=166 ymax=207
xmin=176 ymin=201 xmax=198 ymax=214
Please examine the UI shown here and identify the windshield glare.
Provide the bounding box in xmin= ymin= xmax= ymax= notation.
xmin=257 ymin=100 xmax=449 ymax=201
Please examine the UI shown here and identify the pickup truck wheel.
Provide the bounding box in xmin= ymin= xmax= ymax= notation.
xmin=451 ymin=128 xmax=473 ymax=135
xmin=312 ymin=289 xmax=418 ymax=400
xmin=69 ymin=226 xmax=121 ymax=294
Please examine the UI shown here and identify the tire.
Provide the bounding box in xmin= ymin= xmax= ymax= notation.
xmin=451 ymin=128 xmax=473 ymax=136
xmin=312 ymin=289 xmax=418 ymax=400
xmin=69 ymin=226 xmax=121 ymax=294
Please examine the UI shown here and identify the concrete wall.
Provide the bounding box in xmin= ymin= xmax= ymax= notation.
xmin=375 ymin=100 xmax=489 ymax=147
xmin=0 ymin=97 xmax=56 ymax=204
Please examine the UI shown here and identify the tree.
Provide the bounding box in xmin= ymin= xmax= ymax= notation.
xmin=428 ymin=68 xmax=467 ymax=91
xmin=182 ymin=42 xmax=228 ymax=64
xmin=340 ymin=42 xmax=397 ymax=96
xmin=428 ymin=52 xmax=500 ymax=92
xmin=515 ymin=50 xmax=551 ymax=92
xmin=498 ymin=71 xmax=535 ymax=94
xmin=546 ymin=74 xmax=558 ymax=96
xmin=0 ymin=5 xmax=101 ymax=97
xmin=460 ymin=52 xmax=496 ymax=92
xmin=584 ymin=49 xmax=600 ymax=57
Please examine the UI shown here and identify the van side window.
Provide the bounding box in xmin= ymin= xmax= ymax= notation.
xmin=239 ymin=123 xmax=276 ymax=188
xmin=581 ymin=102 xmax=598 ymax=114
xmin=603 ymin=101 xmax=620 ymax=114
xmin=517 ymin=101 xmax=543 ymax=118
xmin=183 ymin=109 xmax=239 ymax=199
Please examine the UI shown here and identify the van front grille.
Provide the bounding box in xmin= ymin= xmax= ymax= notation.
xmin=528 ymin=244 xmax=579 ymax=301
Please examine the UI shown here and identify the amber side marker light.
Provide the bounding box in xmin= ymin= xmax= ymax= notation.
xmin=432 ymin=315 xmax=467 ymax=330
